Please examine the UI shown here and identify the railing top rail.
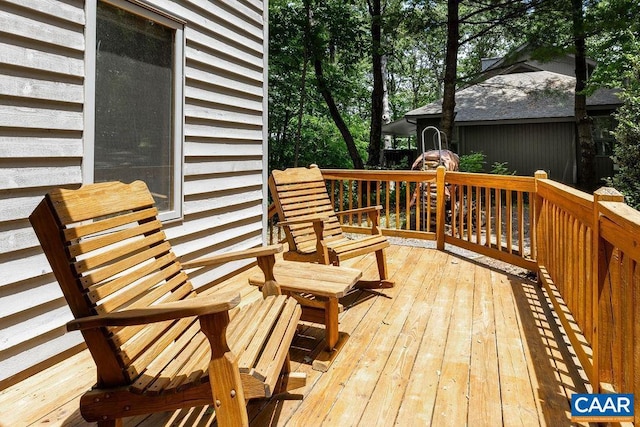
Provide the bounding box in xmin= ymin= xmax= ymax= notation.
xmin=599 ymin=200 xmax=640 ymax=236
xmin=320 ymin=169 xmax=437 ymax=181
xmin=537 ymin=179 xmax=593 ymax=204
xmin=537 ymin=179 xmax=594 ymax=225
xmin=446 ymin=171 xmax=536 ymax=192
xmin=321 ymin=168 xmax=538 ymax=192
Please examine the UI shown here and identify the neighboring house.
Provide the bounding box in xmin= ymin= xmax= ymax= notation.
xmin=0 ymin=0 xmax=269 ymax=389
xmin=385 ymin=52 xmax=622 ymax=184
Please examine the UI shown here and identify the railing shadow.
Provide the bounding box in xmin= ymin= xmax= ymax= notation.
xmin=445 ymin=250 xmax=590 ymax=425
xmin=510 ymin=275 xmax=590 ymax=426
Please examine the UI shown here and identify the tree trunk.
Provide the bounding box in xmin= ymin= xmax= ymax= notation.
xmin=382 ymin=54 xmax=392 ymax=160
xmin=313 ymin=57 xmax=365 ymax=169
xmin=572 ymin=0 xmax=595 ymax=190
xmin=293 ymin=23 xmax=309 ymax=167
xmin=440 ymin=0 xmax=459 ymax=143
xmin=305 ymin=0 xmax=364 ymax=169
xmin=367 ymin=0 xmax=384 ymax=167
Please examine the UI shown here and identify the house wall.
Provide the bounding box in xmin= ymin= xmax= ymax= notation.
xmin=458 ymin=122 xmax=576 ymax=184
xmin=0 ymin=0 xmax=268 ymax=389
xmin=526 ymin=56 xmax=575 ymax=77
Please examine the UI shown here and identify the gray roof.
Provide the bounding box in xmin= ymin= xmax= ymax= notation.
xmin=404 ymin=71 xmax=621 ymax=124
xmin=382 ymin=117 xmax=416 ymax=136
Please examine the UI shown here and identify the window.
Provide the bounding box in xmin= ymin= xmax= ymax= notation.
xmin=591 ymin=116 xmax=616 ymax=157
xmin=87 ymin=0 xmax=184 ymax=220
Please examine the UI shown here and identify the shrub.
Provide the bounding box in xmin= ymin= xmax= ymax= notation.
xmin=490 ymin=161 xmax=515 ymax=175
xmin=458 ymin=152 xmax=486 ymax=173
xmin=608 ymin=89 xmax=640 ymax=209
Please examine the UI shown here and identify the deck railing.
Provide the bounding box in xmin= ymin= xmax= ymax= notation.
xmin=267 ymin=166 xmax=640 ymax=422
xmin=535 ymin=177 xmax=596 ymax=381
xmin=320 ymin=167 xmax=538 ymax=271
xmin=320 ymin=169 xmax=441 ymax=240
xmin=444 ymin=171 xmax=537 ymax=270
xmin=537 ymin=178 xmax=640 ymax=423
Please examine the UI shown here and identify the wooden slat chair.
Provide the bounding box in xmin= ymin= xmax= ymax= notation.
xmin=29 ymin=181 xmax=305 ymax=427
xmin=269 ymin=165 xmax=392 ymax=286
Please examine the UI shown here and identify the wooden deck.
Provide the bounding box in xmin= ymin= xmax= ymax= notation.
xmin=1 ymin=243 xmax=591 ymax=426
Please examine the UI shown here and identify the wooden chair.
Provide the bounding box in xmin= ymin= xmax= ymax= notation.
xmin=269 ymin=165 xmax=392 ymax=285
xmin=29 ymin=181 xmax=305 ymax=427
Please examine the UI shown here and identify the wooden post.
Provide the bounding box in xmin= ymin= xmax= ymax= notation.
xmin=313 ymin=220 xmax=330 ymax=264
xmin=200 ymin=311 xmax=248 ymax=427
xmin=436 ymin=166 xmax=446 ymax=251
xmin=256 ymin=253 xmax=282 ymax=297
xmin=592 ymin=187 xmax=625 ymax=393
xmin=533 ymin=170 xmax=547 ymax=277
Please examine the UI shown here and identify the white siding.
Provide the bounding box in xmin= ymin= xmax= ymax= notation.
xmin=0 ymin=0 xmax=268 ymax=389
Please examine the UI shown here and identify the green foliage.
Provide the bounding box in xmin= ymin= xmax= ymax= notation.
xmin=608 ymin=76 xmax=640 ymax=209
xmin=490 ymin=161 xmax=515 ymax=175
xmin=268 ymin=0 xmax=372 ymax=172
xmin=586 ymin=0 xmax=640 ymax=208
xmin=585 ymin=0 xmax=640 ymax=93
xmin=459 ymin=153 xmax=514 ymax=175
xmin=270 ymin=0 xmax=640 ymax=178
xmin=269 ymin=113 xmax=368 ymax=171
xmin=459 ymin=152 xmax=486 ymax=173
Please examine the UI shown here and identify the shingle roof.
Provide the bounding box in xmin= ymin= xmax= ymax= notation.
xmin=405 ymin=71 xmax=621 ymax=123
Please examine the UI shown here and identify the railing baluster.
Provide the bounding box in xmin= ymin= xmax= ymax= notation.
xmin=485 ymin=187 xmax=492 ymax=249
xmin=395 ymin=180 xmax=400 ymax=230
xmin=506 ymin=190 xmax=512 ymax=254
xmin=475 ymin=186 xmax=481 ymax=245
xmin=405 ymin=181 xmax=417 ymax=230
xmin=330 ymin=180 xmax=336 ymax=210
xmin=385 ymin=181 xmax=390 ymax=228
xmin=466 ymin=185 xmax=473 ymax=242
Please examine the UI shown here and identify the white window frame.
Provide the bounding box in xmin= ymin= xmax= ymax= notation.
xmin=85 ymin=0 xmax=185 ymax=221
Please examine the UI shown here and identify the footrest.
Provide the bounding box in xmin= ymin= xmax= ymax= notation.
xmin=249 ymin=261 xmax=362 ymax=371
xmin=249 ymin=261 xmax=362 ymax=298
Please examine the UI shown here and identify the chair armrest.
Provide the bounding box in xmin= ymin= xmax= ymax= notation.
xmin=66 ymin=291 xmax=241 ymax=331
xmin=181 ymin=244 xmax=284 ymax=269
xmin=276 ymin=215 xmax=329 ymax=227
xmin=336 ymin=205 xmax=382 ymax=217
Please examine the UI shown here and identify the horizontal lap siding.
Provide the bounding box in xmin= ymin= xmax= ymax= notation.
xmin=0 ymin=0 xmax=267 ymax=388
xmin=0 ymin=0 xmax=86 ymax=388
xmin=179 ymin=0 xmax=266 ymax=288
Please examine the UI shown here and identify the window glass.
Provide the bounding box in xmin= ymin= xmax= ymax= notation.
xmin=591 ymin=116 xmax=616 ymax=156
xmin=95 ymin=2 xmax=175 ymax=212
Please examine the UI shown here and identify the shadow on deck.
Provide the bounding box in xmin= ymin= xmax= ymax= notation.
xmin=1 ymin=243 xmax=590 ymax=426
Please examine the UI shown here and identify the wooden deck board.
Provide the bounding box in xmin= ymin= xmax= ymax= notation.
xmin=430 ymin=256 xmax=474 ymax=426
xmin=0 ymin=244 xmax=588 ymax=427
xmin=356 ymin=249 xmax=448 ymax=426
xmin=468 ymin=264 xmax=502 ymax=426
xmin=394 ymin=251 xmax=461 ymax=426
xmin=322 ymin=246 xmax=439 ymax=425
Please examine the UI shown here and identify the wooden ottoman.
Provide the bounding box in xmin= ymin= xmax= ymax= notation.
xmin=249 ymin=260 xmax=362 ymax=371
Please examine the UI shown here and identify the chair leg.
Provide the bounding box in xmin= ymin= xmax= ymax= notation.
xmin=375 ymin=249 xmax=389 ymax=281
xmin=324 ymin=297 xmax=340 ymax=350
xmin=273 ymin=355 xmax=306 ymax=395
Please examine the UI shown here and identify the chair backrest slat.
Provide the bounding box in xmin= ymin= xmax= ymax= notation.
xmin=270 ymin=167 xmax=345 ymax=251
xmin=78 ymin=241 xmax=172 ymax=288
xmin=29 ymin=180 xmax=196 ymax=388
xmin=48 ymin=181 xmax=155 ymax=223
xmin=68 ymin=218 xmax=162 ymax=257
xmin=109 ymin=282 xmax=194 ymax=348
xmin=63 ymin=207 xmax=158 ymax=242
xmin=87 ymin=252 xmax=179 ymax=304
